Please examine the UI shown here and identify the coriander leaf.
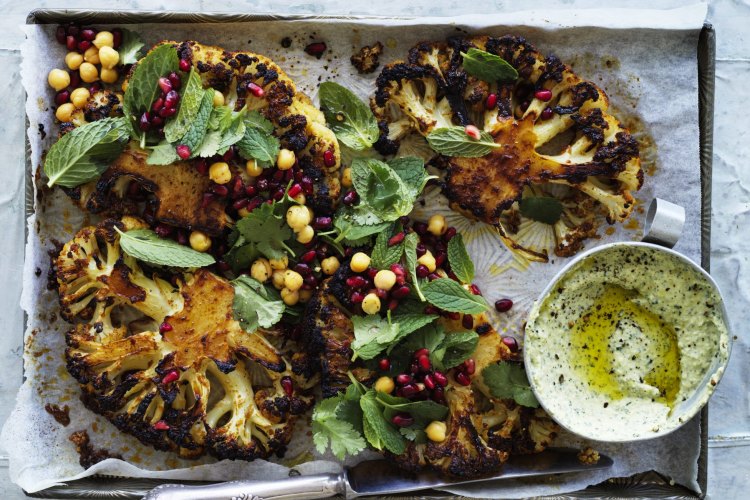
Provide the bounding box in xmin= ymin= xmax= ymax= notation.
xmin=387 ymin=156 xmax=433 ymax=199
xmin=370 ymin=225 xmax=404 ymax=270
xmin=236 ymin=127 xmax=280 ymax=167
xmin=434 ymin=331 xmax=478 ymax=370
xmin=360 ymin=390 xmax=405 ymax=454
xmin=482 ymin=362 xmax=540 ymax=408
xmin=334 ymin=210 xmax=390 ymax=245
xmin=44 ymin=117 xmax=129 ymax=187
xmin=351 ymin=315 xmax=400 ymax=360
xmin=208 ymin=105 xmax=233 ymax=131
xmin=427 ymin=126 xmax=500 ymax=158
xmin=422 ymin=278 xmax=489 ymax=314
xmin=123 ymin=44 xmax=179 ymax=138
xmin=180 ymin=89 xmax=215 ymax=155
xmin=232 ymin=275 xmax=285 ymax=331
xmin=319 ymin=81 xmax=379 ymax=150
xmin=402 ymin=323 xmax=446 ymax=355
xmin=385 ymin=314 xmax=439 ymax=353
xmin=164 ymin=68 xmax=204 ymax=143
xmin=195 ymin=130 xmax=223 ymax=158
xmin=400 ymin=427 xmax=427 ymax=444
xmin=312 ymin=395 xmax=367 ymax=460
xmin=351 ymin=158 xmax=412 ymax=221
xmin=116 ymin=227 xmax=216 ymax=268
xmin=236 ymin=201 xmax=294 ymax=260
xmin=461 ymin=48 xmax=518 ymax=83
xmin=147 ymin=139 xmax=180 ymax=165
xmin=215 ymin=113 xmax=247 ymax=154
xmin=519 ymin=196 xmax=563 ymax=224
xmin=447 ymin=234 xmax=474 ymax=284
xmin=118 ymin=29 xmax=145 ymax=65
xmin=244 ymin=110 xmax=275 ymax=134
xmin=403 ymin=233 xmax=425 ymax=301
xmin=376 ymin=392 xmax=449 ymax=426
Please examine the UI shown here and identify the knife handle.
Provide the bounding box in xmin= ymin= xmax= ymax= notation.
xmin=142 ymin=473 xmax=346 ymax=500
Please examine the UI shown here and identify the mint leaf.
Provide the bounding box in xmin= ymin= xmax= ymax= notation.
xmin=402 ymin=323 xmax=446 ymax=354
xmin=375 ymin=392 xmax=449 ymax=426
xmin=370 ymin=225 xmax=404 ymax=270
xmin=118 ymin=29 xmax=145 ymax=66
xmin=351 ymin=158 xmax=413 ymax=221
xmin=385 ymin=314 xmax=439 ymax=353
xmin=236 ymin=127 xmax=280 ymax=167
xmin=427 ymin=126 xmax=500 ymax=158
xmin=433 ymin=331 xmax=478 ymax=370
xmin=208 ymin=105 xmax=233 ymax=131
xmin=387 ymin=157 xmax=433 ymax=199
xmin=351 ymin=315 xmax=400 ymax=360
xmin=447 ymin=234 xmax=474 ymax=284
xmin=164 ymin=68 xmax=205 ymax=143
xmin=360 ymin=391 xmax=405 ymax=454
xmin=319 ymin=81 xmax=378 ymax=150
xmin=45 ymin=117 xmax=129 ymax=188
xmin=403 ymin=233 xmax=425 ymax=301
xmin=180 ymin=89 xmax=215 ymax=155
xmin=422 ymin=278 xmax=488 ymax=314
xmin=519 ymin=196 xmax=563 ymax=224
xmin=232 ymin=275 xmax=285 ymax=331
xmin=461 ymin=48 xmax=518 ymax=83
xmin=482 ymin=362 xmax=540 ymax=408
xmin=312 ymin=395 xmax=367 ymax=460
xmin=236 ymin=201 xmax=294 ymax=260
xmin=147 ymin=140 xmax=180 ymax=165
xmin=334 ymin=215 xmax=388 ymax=245
xmin=116 ymin=227 xmax=215 ymax=268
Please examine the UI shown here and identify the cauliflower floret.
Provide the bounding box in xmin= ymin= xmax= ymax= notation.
xmin=59 ymin=218 xmax=314 ymax=460
xmin=350 ymin=42 xmax=384 ymax=74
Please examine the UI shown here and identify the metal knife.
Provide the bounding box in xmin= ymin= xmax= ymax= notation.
xmin=143 ymin=448 xmax=612 ymax=500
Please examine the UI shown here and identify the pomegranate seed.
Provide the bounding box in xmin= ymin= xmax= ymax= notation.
xmin=66 ymin=35 xmax=77 ymax=51
xmin=177 ymin=230 xmax=188 ymax=246
xmin=273 ymin=169 xmax=285 ymax=182
xmin=434 ymin=253 xmax=446 ymax=268
xmin=413 ymin=222 xmax=428 ymax=235
xmin=287 ymin=183 xmax=302 ymax=198
xmin=168 ymin=72 xmax=181 ymax=90
xmin=463 ymin=358 xmax=476 ymax=375
xmin=351 ymin=291 xmax=365 ymax=303
xmin=402 ymin=384 xmax=421 ymax=398
xmin=66 ymin=25 xmax=80 ymax=37
xmin=391 ymin=285 xmax=411 ymax=299
xmin=55 ymin=26 xmax=67 ymax=44
xmin=301 ymin=176 xmax=314 ymax=195
xmin=464 ymin=124 xmax=481 ymax=140
xmin=495 ymin=298 xmax=513 ymax=312
xmin=313 ymin=216 xmax=332 ymax=230
xmin=273 ymin=188 xmax=285 ymax=201
xmin=138 ymin=112 xmax=151 ymax=131
xmin=80 ymin=29 xmax=96 ymax=41
xmin=304 ymin=42 xmax=327 ymax=58
xmin=153 ymin=420 xmax=170 ymax=431
xmin=432 ymin=387 xmax=446 ymax=404
xmin=301 ymin=250 xmax=317 ymax=263
xmin=427 ymin=273 xmax=441 ymax=281
xmin=445 ymin=311 xmax=460 ymax=321
xmin=88 ymin=81 xmax=102 ymax=94
xmin=534 ymin=89 xmax=552 ymax=102
xmin=210 ymin=184 xmax=229 ymax=197
xmin=443 ymin=227 xmax=457 ymax=242
xmin=161 ymin=369 xmax=180 ymax=385
xmin=294 ymin=263 xmax=312 ymax=275
xmin=342 ymin=190 xmax=358 ymax=206
xmin=396 ymin=374 xmax=413 ymax=385
xmin=151 ymin=97 xmax=164 ymax=112
xmin=176 ymin=144 xmax=191 ymax=159
xmin=159 ymin=107 xmax=177 ymax=118
xmin=412 ymin=348 xmax=428 ymax=359
xmin=390 ymin=263 xmax=405 ymax=276
xmin=217 ymin=260 xmax=231 ymax=272
xmin=388 ymin=298 xmax=399 ymax=311
xmin=69 ymin=71 xmax=81 ymax=88
xmin=245 ymin=185 xmax=258 ymax=197
xmin=520 ymin=100 xmax=530 ymax=112
xmin=164 ymin=90 xmax=180 ymax=109
xmin=417 ymin=354 xmax=431 ymax=372
xmin=424 ymin=305 xmax=440 ymax=315
xmin=486 ymin=93 xmax=498 ymax=110
xmin=112 ymin=29 xmax=123 ymax=49
xmin=462 ymin=314 xmax=474 ymax=329
xmin=179 ymin=59 xmax=191 ymax=72
xmin=281 ymin=376 xmax=294 ymax=397
xmin=316 ymin=244 xmax=329 ymax=260
xmin=231 ymin=176 xmax=245 ymax=198
xmin=247 ymin=82 xmax=265 ymax=97
xmin=409 ymin=362 xmax=419 ymax=374
xmin=55 ymin=90 xmax=70 ymax=105
xmin=367 ymin=268 xmax=379 ymax=279
xmin=195 ymin=159 xmax=208 ymax=175
xmin=158 ymin=77 xmax=172 ymax=94
xmin=373 ymin=288 xmax=388 ymax=299
xmin=154 ymin=224 xmax=173 ymax=238
xmin=256 ymin=178 xmax=269 ymax=191
xmin=433 ymin=371 xmax=448 ymax=387
xmin=469 ymin=284 xmax=482 ymax=295
xmin=423 ymin=374 xmax=436 ymax=390
xmin=378 ymin=359 xmax=391 ymax=371
xmin=541 ymin=107 xmax=554 ymax=120
xmin=388 ymin=232 xmax=405 ymax=246
xmin=391 ymin=413 xmax=414 ymax=427
xmin=502 ymin=336 xmax=519 ymax=352
xmin=232 ymin=198 xmax=250 ymax=210
xmin=416 ymin=243 xmax=427 ymax=257
xmin=456 ymin=372 xmax=471 ymax=386
xmin=201 ymin=193 xmax=215 ymax=208
xmin=159 ymin=322 xmax=173 ymax=334
xmin=323 ymin=149 xmax=336 ymax=167
xmin=246 ymin=197 xmax=263 ymax=211
xmin=152 ymin=115 xmax=164 ymax=127
xmin=77 ymin=40 xmax=91 ymax=52
xmin=416 ymin=264 xmax=430 ymax=278
xmin=284 ymin=169 xmax=294 ymax=182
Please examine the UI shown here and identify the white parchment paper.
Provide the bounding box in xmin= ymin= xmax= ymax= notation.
xmin=5 ymin=4 xmax=707 ymax=496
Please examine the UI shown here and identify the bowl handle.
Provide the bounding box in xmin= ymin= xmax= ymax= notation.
xmin=642 ymin=198 xmax=685 ymax=248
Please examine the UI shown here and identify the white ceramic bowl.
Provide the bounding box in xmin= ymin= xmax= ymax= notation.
xmin=524 ymin=242 xmax=731 ymax=442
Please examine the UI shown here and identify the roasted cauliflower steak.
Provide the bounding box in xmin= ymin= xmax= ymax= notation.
xmin=373 ymin=35 xmax=642 ymax=261
xmin=57 ymin=217 xmax=314 ymax=460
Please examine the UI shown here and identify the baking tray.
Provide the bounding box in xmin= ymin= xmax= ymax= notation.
xmin=21 ymin=9 xmax=716 ymax=499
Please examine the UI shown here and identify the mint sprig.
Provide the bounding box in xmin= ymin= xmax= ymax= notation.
xmin=422 ymin=278 xmax=488 ymax=314
xmin=115 ymin=227 xmax=216 ymax=268
xmin=461 ymin=48 xmax=518 ymax=83
xmin=447 ymin=234 xmax=474 ymax=284
xmin=319 ymin=81 xmax=379 ymax=151
xmin=427 ymin=126 xmax=499 ymax=158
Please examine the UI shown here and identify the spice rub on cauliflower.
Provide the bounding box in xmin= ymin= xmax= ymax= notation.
xmin=372 ymin=35 xmax=642 ymax=261
xmin=56 ymin=217 xmax=314 ymax=460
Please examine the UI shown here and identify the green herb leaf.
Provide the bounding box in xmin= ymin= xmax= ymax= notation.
xmin=224 ymin=235 xmax=259 ymax=273
xmin=360 ymin=391 xmax=405 ymax=454
xmin=180 ymin=89 xmax=216 ymax=155
xmin=333 ymin=215 xmax=389 ymax=245
xmin=236 ymin=127 xmax=280 ymax=167
xmin=116 ymin=227 xmax=216 ymax=268
xmin=164 ymin=68 xmax=205 ymax=143
xmin=433 ymin=331 xmax=479 ymax=370
xmin=231 ymin=275 xmax=285 ymax=331
xmin=351 ymin=158 xmax=413 ymax=221
xmin=312 ymin=395 xmax=367 ymax=460
xmin=519 ymin=196 xmax=564 ymax=224
xmin=146 ymin=140 xmax=180 ymax=165
xmin=123 ymin=44 xmax=179 ymax=138
xmin=402 ymin=323 xmax=446 ymax=354
xmin=319 ymin=81 xmax=379 ymax=150
xmin=44 ymin=117 xmax=129 ymax=187
xmin=375 ymin=392 xmax=449 ymax=426
xmin=422 ymin=278 xmax=488 ymax=314
xmin=236 ymin=200 xmax=294 ymax=260
xmin=400 ymin=427 xmax=427 ymax=443
xmin=427 ymin=126 xmax=500 ymax=158
xmin=387 ymin=156 xmax=433 ymax=199
xmin=447 ymin=234 xmax=474 ymax=284
xmin=208 ymin=105 xmax=233 ymax=131
xmin=351 ymin=315 xmax=400 ymax=360
xmin=482 ymin=362 xmax=540 ymax=408
xmin=244 ymin=110 xmax=275 ymax=134
xmin=118 ymin=29 xmax=145 ymax=66
xmin=385 ymin=314 xmax=439 ymax=354
xmin=461 ymin=48 xmax=518 ymax=83
xmin=403 ymin=232 xmax=425 ymax=301
xmin=370 ymin=224 xmax=404 ymax=270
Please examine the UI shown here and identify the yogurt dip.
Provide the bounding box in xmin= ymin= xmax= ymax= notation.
xmin=524 ymin=243 xmax=730 ymax=441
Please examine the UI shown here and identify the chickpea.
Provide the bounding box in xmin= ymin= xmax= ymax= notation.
xmin=361 ymin=293 xmax=381 ymax=315
xmin=425 ymin=421 xmax=447 ymax=442
xmin=98 ymin=46 xmax=120 ymax=69
xmin=55 ymin=103 xmax=75 ymax=122
xmin=286 ymin=205 xmax=311 ymax=232
xmin=65 ymin=52 xmax=84 ymax=70
xmin=93 ymin=31 xmax=114 ymax=48
xmin=276 ymin=148 xmax=296 ymax=170
xmin=299 ymin=289 xmax=313 ymax=303
xmin=100 ymin=67 xmax=119 ymax=84
xmin=417 ymin=250 xmax=437 ymax=273
xmin=341 ymin=167 xmax=352 ymax=187
xmin=321 ymin=256 xmax=340 ymax=275
xmin=374 ymin=376 xmax=395 ymax=394
xmin=70 ymin=88 xmax=90 ymax=109
xmin=296 ymin=225 xmax=315 ymax=244
xmin=292 ymin=192 xmax=306 ymax=205
xmin=269 ymin=255 xmax=288 ymax=270
xmin=373 ymin=269 xmax=397 ymax=291
xmin=212 ymin=89 xmax=225 ymax=107
xmin=208 ymin=162 xmax=232 ymax=184
xmin=121 ymin=80 xmax=129 ymax=92
xmin=281 ymin=287 xmax=300 ymax=306
xmin=79 ymin=62 xmax=99 ymax=83
xmin=189 ymin=231 xmax=211 ymax=252
xmin=427 ymin=214 xmax=447 ymax=236
xmin=283 ymin=270 xmax=304 ymax=292
xmin=237 ymin=207 xmax=251 ymax=218
xmin=250 ymin=258 xmax=272 ymax=283
xmin=271 ymin=270 xmax=286 ymax=290
xmin=246 ymin=159 xmax=263 ymax=177
xmin=84 ymin=46 xmax=101 ymax=65
xmin=349 ymin=252 xmax=371 ymax=273
xmin=47 ymin=69 xmax=70 ymax=91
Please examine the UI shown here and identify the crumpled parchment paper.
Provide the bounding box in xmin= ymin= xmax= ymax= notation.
xmin=4 ymin=3 xmax=708 ymax=497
